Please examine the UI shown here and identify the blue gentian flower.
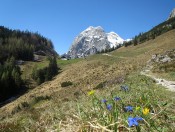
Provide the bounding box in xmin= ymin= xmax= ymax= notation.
xmin=114 ymin=97 xmax=121 ymax=101
xmin=125 ymin=106 xmax=133 ymax=112
xmin=128 ymin=117 xmax=143 ymax=127
xmin=101 ymin=99 xmax=107 ymax=103
xmin=106 ymin=104 xmax=112 ymax=111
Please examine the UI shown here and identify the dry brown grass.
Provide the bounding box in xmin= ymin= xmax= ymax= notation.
xmin=0 ymin=30 xmax=175 ymax=131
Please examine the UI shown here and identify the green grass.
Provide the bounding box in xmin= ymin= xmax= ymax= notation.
xmin=76 ymin=73 xmax=175 ymax=131
xmin=111 ymin=46 xmax=150 ymax=58
xmin=86 ymin=54 xmax=123 ymax=66
xmin=57 ymin=58 xmax=82 ymax=68
xmin=34 ymin=60 xmax=49 ymax=69
xmin=21 ymin=59 xmax=49 ymax=79
xmin=21 ymin=57 xmax=81 ymax=81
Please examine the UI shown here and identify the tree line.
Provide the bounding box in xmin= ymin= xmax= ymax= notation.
xmin=97 ymin=44 xmax=122 ymax=54
xmin=124 ymin=17 xmax=175 ymax=47
xmin=0 ymin=26 xmax=55 ymax=63
xmin=0 ymin=57 xmax=23 ymax=101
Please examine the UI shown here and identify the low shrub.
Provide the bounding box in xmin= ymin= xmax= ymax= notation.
xmin=21 ymin=101 xmax=30 ymax=108
xmin=61 ymin=81 xmax=73 ymax=87
xmin=11 ymin=101 xmax=30 ymax=114
xmin=34 ymin=95 xmax=51 ymax=103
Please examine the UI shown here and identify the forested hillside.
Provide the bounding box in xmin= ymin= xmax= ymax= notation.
xmin=124 ymin=17 xmax=175 ymax=46
xmin=0 ymin=26 xmax=57 ymax=63
xmin=0 ymin=26 xmax=58 ymax=102
xmin=0 ymin=57 xmax=23 ymax=102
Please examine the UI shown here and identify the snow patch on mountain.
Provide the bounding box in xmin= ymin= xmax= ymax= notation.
xmin=125 ymin=38 xmax=132 ymax=42
xmin=107 ymin=32 xmax=124 ymax=48
xmin=67 ymin=26 xmax=125 ymax=59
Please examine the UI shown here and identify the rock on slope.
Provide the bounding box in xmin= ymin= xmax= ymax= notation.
xmin=67 ymin=26 xmax=124 ymax=59
xmin=141 ymin=49 xmax=175 ymax=92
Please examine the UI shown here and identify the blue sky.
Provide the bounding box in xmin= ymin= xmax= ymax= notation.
xmin=0 ymin=0 xmax=174 ymax=54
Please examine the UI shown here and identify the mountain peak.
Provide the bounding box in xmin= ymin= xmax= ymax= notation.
xmin=84 ymin=26 xmax=104 ymax=32
xmin=67 ymin=26 xmax=124 ymax=59
xmin=168 ymin=8 xmax=175 ymax=20
xmin=95 ymin=26 xmax=103 ymax=30
xmin=85 ymin=26 xmax=94 ymax=31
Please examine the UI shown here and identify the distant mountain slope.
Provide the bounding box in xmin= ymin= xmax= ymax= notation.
xmin=67 ymin=26 xmax=124 ymax=59
xmin=125 ymin=14 xmax=175 ymax=47
xmin=0 ymin=26 xmax=57 ymax=62
xmin=168 ymin=8 xmax=175 ymax=20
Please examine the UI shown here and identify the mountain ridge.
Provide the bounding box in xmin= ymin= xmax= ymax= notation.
xmin=67 ymin=26 xmax=124 ymax=59
xmin=168 ymin=8 xmax=175 ymax=20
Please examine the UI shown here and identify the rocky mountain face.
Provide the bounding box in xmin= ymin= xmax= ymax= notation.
xmin=67 ymin=26 xmax=124 ymax=59
xmin=168 ymin=8 xmax=175 ymax=20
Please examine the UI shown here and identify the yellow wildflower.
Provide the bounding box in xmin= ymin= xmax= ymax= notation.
xmin=88 ymin=90 xmax=95 ymax=96
xmin=142 ymin=108 xmax=149 ymax=115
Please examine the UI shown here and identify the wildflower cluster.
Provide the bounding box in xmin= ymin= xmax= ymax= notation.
xmin=85 ymin=88 xmax=151 ymax=130
xmin=100 ymin=96 xmax=150 ymax=128
xmin=78 ymin=77 xmax=173 ymax=131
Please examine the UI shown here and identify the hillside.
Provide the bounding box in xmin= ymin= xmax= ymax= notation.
xmin=124 ymin=17 xmax=175 ymax=47
xmin=0 ymin=29 xmax=175 ymax=131
xmin=0 ymin=26 xmax=57 ymax=63
xmin=0 ymin=26 xmax=58 ymax=102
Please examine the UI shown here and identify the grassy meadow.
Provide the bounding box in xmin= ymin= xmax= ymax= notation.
xmin=0 ymin=30 xmax=175 ymax=131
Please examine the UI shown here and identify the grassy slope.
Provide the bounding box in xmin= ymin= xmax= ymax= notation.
xmin=20 ymin=56 xmax=82 ymax=88
xmin=0 ymin=30 xmax=175 ymax=131
xmin=20 ymin=57 xmax=49 ymax=88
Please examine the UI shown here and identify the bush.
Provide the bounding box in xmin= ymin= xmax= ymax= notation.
xmin=34 ymin=95 xmax=51 ymax=103
xmin=11 ymin=105 xmax=21 ymax=114
xmin=61 ymin=81 xmax=73 ymax=87
xmin=21 ymin=101 xmax=30 ymax=108
xmin=11 ymin=101 xmax=30 ymax=114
